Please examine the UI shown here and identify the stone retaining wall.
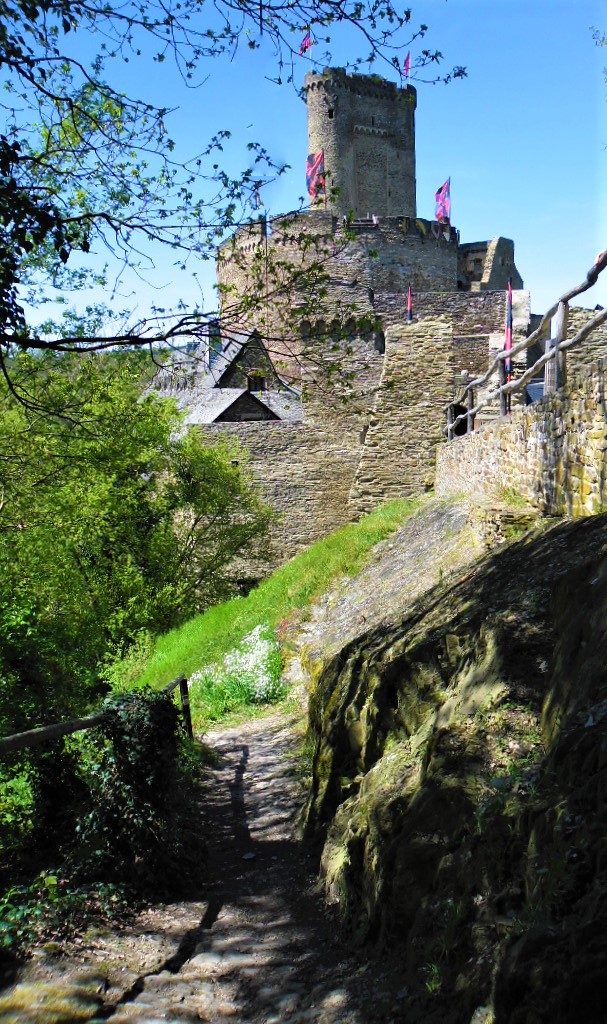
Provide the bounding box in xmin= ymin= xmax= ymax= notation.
xmin=435 ymin=359 xmax=607 ymax=516
xmin=202 ymin=419 xmax=362 ymax=566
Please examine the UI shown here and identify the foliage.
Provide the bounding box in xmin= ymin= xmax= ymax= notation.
xmin=0 ymin=872 xmax=127 ymax=956
xmin=69 ymin=689 xmax=186 ymax=885
xmin=0 ymin=767 xmax=35 ymax=859
xmin=0 ymin=353 xmax=271 ymax=735
xmin=0 ymin=0 xmax=465 ymax=364
xmin=0 ymin=687 xmax=204 ymax=961
xmin=189 ymin=625 xmax=284 ymax=725
xmin=128 ymin=496 xmax=422 ymax=723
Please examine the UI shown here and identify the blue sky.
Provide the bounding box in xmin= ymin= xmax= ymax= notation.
xmin=37 ymin=0 xmax=607 ymax=326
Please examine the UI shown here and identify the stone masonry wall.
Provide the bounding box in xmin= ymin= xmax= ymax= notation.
xmin=305 ymin=70 xmax=417 ymax=219
xmin=435 ymin=359 xmax=607 ymax=516
xmin=201 ymin=419 xmax=362 ymax=566
xmin=216 ymin=212 xmax=459 ymax=380
xmin=197 ymin=328 xmax=383 ymax=567
xmin=348 ymin=317 xmax=456 ymax=516
xmin=566 ymin=308 xmax=607 ymax=378
xmin=377 ymin=289 xmax=506 ymax=332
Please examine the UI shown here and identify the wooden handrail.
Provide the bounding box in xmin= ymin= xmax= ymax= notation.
xmin=0 ymin=675 xmax=193 ymax=755
xmin=446 ymin=251 xmax=607 ymax=437
xmin=0 ymin=713 xmax=108 ymax=755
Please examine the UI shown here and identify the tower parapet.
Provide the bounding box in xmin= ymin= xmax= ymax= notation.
xmin=305 ymin=68 xmax=417 ymax=220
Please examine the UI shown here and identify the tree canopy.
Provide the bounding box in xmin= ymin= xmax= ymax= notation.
xmin=0 ymin=353 xmax=271 ymax=732
xmin=0 ymin=0 xmax=465 ymax=363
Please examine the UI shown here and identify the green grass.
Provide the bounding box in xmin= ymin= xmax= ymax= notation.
xmin=132 ymin=497 xmax=422 ymax=703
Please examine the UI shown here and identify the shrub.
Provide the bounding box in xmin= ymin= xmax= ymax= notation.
xmin=67 ymin=689 xmax=186 ymax=888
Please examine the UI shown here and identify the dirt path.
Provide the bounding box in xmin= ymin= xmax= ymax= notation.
xmin=6 ymin=714 xmax=406 ymax=1023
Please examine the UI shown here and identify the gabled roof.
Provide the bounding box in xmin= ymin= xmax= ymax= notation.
xmin=152 ymin=328 xmax=302 ymax=423
xmin=179 ymin=388 xmax=302 ymax=425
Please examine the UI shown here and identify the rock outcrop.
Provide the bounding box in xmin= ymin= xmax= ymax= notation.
xmin=299 ymin=500 xmax=607 ymax=1023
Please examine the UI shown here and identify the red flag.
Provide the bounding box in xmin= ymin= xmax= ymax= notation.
xmin=407 ymin=283 xmax=413 ymax=322
xmin=306 ymin=151 xmax=325 ymax=197
xmin=403 ymin=52 xmax=411 ymax=81
xmin=435 ymin=178 xmax=451 ymax=224
xmin=299 ymin=32 xmax=311 ymax=56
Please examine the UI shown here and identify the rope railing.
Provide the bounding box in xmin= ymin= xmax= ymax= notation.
xmin=0 ymin=675 xmax=193 ymax=755
xmin=446 ymin=250 xmax=607 ymax=439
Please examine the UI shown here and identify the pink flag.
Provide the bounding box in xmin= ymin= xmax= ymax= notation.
xmin=299 ymin=32 xmax=311 ymax=56
xmin=306 ymin=151 xmax=325 ymax=197
xmin=435 ymin=178 xmax=451 ymax=224
xmin=403 ymin=52 xmax=411 ymax=80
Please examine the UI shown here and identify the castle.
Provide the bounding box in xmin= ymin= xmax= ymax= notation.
xmin=158 ymin=68 xmax=535 ymax=572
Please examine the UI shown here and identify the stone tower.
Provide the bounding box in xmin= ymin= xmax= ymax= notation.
xmin=305 ymin=68 xmax=417 ymax=219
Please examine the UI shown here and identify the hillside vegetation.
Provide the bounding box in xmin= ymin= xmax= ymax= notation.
xmin=123 ymin=498 xmax=421 ymax=729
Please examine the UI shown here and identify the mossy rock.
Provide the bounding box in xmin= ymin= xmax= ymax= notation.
xmin=302 ymin=511 xmax=607 ymax=1020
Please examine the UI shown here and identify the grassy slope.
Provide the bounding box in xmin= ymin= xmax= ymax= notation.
xmin=134 ymin=498 xmax=422 ymax=694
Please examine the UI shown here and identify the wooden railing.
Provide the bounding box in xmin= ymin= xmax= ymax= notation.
xmin=446 ymin=251 xmax=607 ymax=440
xmin=0 ymin=675 xmax=193 ymax=756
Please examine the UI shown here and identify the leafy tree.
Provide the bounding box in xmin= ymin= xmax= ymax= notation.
xmin=0 ymin=0 xmax=465 ymax=367
xmin=0 ymin=354 xmax=271 ymax=733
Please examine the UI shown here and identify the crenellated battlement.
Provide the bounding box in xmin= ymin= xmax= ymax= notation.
xmin=305 ymin=68 xmax=416 ymax=107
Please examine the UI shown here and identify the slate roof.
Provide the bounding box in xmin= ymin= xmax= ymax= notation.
xmin=153 ymin=328 xmax=302 ymax=422
xmin=178 ymin=388 xmax=302 ymax=425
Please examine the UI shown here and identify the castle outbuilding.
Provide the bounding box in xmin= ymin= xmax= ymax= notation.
xmin=158 ymin=68 xmax=531 ymax=571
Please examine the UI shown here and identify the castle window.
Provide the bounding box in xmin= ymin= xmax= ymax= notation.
xmin=371 ymin=116 xmax=375 ymax=126
xmin=247 ymin=370 xmax=266 ymax=391
xmin=328 ymin=108 xmax=334 ymax=119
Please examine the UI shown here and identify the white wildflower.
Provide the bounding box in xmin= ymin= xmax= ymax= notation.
xmin=190 ymin=625 xmax=283 ymax=708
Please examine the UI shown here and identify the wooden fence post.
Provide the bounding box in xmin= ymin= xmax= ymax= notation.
xmin=179 ymin=677 xmax=193 ymax=740
xmin=467 ymin=386 xmax=474 ymax=433
xmin=544 ymin=301 xmax=568 ymax=394
xmin=553 ymin=299 xmax=568 ymax=392
xmin=499 ymin=359 xmax=507 ymax=416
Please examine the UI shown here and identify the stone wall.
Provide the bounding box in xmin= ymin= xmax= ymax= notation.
xmin=305 ymin=69 xmax=417 ymax=219
xmin=435 ymin=358 xmax=607 ymax=516
xmin=201 ymin=419 xmax=362 ymax=565
xmin=566 ymin=307 xmax=607 ymax=378
xmin=348 ymin=317 xmax=456 ymax=516
xmin=458 ymin=238 xmax=523 ymax=291
xmin=197 ymin=330 xmax=383 ymax=567
xmin=378 ymin=289 xmax=507 ymax=333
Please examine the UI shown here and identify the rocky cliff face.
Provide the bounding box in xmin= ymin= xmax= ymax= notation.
xmin=299 ymin=500 xmax=607 ymax=1023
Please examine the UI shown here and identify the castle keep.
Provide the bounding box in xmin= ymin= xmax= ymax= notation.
xmin=306 ymin=70 xmax=417 ymax=219
xmin=159 ymin=68 xmax=533 ymax=570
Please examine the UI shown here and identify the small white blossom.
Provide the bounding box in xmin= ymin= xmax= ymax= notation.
xmin=190 ymin=625 xmax=284 ymax=709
